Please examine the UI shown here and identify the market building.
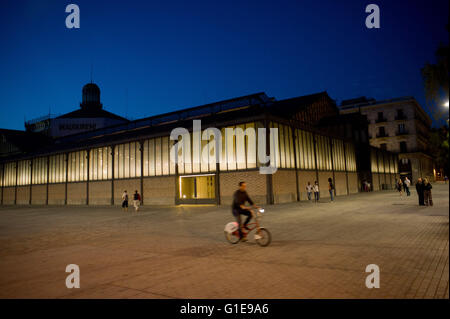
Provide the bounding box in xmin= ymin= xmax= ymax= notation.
xmin=0 ymin=83 xmax=399 ymax=206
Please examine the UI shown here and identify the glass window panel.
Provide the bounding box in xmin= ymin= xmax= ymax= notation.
xmin=220 ymin=128 xmax=227 ymax=171
xmin=200 ymin=136 xmax=209 ymax=173
xmin=124 ymin=143 xmax=129 ymax=178
xmin=225 ymin=127 xmax=236 ymax=170
xmin=155 ymin=138 xmax=162 ymax=176
xmin=143 ymin=140 xmax=149 ymax=176
xmin=175 ymin=137 xmax=184 ymax=175
xmin=246 ymin=123 xmax=257 ymax=169
xmin=169 ymin=139 xmax=176 ymax=175
xmin=136 ymin=142 xmax=141 ymax=177
xmin=162 ymin=137 xmax=169 ymax=175
xmin=118 ymin=144 xmax=124 ymax=178
xmin=149 ymin=139 xmax=156 ymax=176
xmin=130 ymin=142 xmax=136 ymax=177
xmin=114 ymin=146 xmax=118 ymax=179
xmin=183 ymin=133 xmax=192 ymax=174
xmin=192 ymin=130 xmax=201 ymax=173
xmin=236 ymin=124 xmax=246 ymax=170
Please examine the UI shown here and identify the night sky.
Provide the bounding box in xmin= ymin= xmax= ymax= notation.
xmin=0 ymin=0 xmax=448 ymax=130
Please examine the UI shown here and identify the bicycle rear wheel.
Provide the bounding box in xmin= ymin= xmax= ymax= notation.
xmin=224 ymin=231 xmax=240 ymax=244
xmin=255 ymin=227 xmax=271 ymax=247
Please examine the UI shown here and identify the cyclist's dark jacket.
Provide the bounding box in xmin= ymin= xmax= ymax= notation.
xmin=232 ymin=190 xmax=254 ymax=210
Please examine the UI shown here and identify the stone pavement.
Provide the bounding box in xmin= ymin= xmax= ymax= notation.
xmin=0 ymin=184 xmax=448 ymax=299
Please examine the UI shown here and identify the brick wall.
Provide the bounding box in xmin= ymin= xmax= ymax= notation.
xmin=220 ymin=170 xmax=267 ymax=205
xmin=144 ymin=176 xmax=175 ymax=205
xmin=67 ymin=182 xmax=87 ymax=205
xmin=2 ymin=187 xmax=15 ymax=204
xmin=372 ymin=173 xmax=380 ymax=191
xmin=114 ymin=179 xmax=140 ymax=206
xmin=272 ymin=169 xmax=297 ymax=203
xmin=318 ymin=172 xmax=333 ymax=198
xmin=48 ymin=184 xmax=65 ymax=205
xmin=334 ymin=172 xmax=348 ymax=196
xmin=89 ymin=181 xmax=111 ymax=205
xmin=348 ymin=172 xmax=359 ymax=194
xmin=390 ymin=174 xmax=397 ymax=188
xmin=31 ymin=185 xmax=47 ymax=205
xmin=16 ymin=186 xmax=30 ymax=205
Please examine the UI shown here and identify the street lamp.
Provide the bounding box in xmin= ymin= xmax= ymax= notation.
xmin=444 ymin=100 xmax=449 ymax=108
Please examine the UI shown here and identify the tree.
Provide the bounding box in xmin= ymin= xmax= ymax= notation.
xmin=429 ymin=126 xmax=449 ymax=176
xmin=421 ymin=25 xmax=449 ymax=122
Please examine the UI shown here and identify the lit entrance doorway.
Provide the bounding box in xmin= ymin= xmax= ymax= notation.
xmin=178 ymin=174 xmax=216 ymax=204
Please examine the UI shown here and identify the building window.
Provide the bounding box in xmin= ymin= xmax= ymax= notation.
xmin=377 ymin=112 xmax=385 ymax=122
xmin=378 ymin=126 xmax=386 ymax=137
xmin=49 ymin=154 xmax=66 ymax=183
xmin=400 ymin=141 xmax=407 ymax=153
xmin=32 ymin=157 xmax=48 ymax=185
xmin=67 ymin=151 xmax=88 ymax=182
xmin=396 ymin=109 xmax=406 ymax=120
xmin=89 ymin=147 xmax=112 ymax=181
xmin=380 ymin=143 xmax=387 ymax=151
xmin=17 ymin=160 xmax=31 ymax=186
xmin=114 ymin=142 xmax=141 ymax=179
xmin=398 ymin=123 xmax=406 ymax=134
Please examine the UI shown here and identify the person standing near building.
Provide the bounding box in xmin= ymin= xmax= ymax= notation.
xmin=423 ymin=178 xmax=433 ymax=206
xmin=397 ymin=178 xmax=403 ymax=196
xmin=403 ymin=177 xmax=411 ymax=196
xmin=328 ymin=177 xmax=335 ymax=202
xmin=133 ymin=190 xmax=141 ymax=212
xmin=416 ymin=178 xmax=425 ymax=206
xmin=306 ymin=182 xmax=313 ymax=201
xmin=313 ymin=181 xmax=319 ymax=203
xmin=363 ymin=180 xmax=368 ymax=192
xmin=122 ymin=190 xmax=129 ymax=212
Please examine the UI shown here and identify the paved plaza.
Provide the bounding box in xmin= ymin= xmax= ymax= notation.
xmin=0 ymin=184 xmax=448 ymax=299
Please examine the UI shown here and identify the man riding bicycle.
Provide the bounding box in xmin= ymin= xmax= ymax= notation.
xmin=232 ymin=181 xmax=259 ymax=241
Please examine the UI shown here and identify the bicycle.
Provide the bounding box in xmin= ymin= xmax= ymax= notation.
xmin=224 ymin=208 xmax=272 ymax=247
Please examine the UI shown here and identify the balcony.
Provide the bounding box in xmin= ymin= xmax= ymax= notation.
xmin=376 ymin=133 xmax=389 ymax=138
xmin=396 ymin=130 xmax=409 ymax=136
xmin=395 ymin=115 xmax=407 ymax=121
xmin=375 ymin=117 xmax=388 ymax=123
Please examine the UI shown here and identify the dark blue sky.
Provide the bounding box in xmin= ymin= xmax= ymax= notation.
xmin=0 ymin=0 xmax=448 ymax=130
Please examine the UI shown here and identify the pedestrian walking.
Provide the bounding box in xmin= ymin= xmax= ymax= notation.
xmin=133 ymin=190 xmax=141 ymax=211
xmin=313 ymin=181 xmax=319 ymax=203
xmin=423 ymin=178 xmax=433 ymax=206
xmin=416 ymin=178 xmax=425 ymax=206
xmin=122 ymin=190 xmax=129 ymax=212
xmin=367 ymin=181 xmax=371 ymax=192
xmin=328 ymin=177 xmax=335 ymax=202
xmin=444 ymin=175 xmax=448 ymax=184
xmin=396 ymin=178 xmax=403 ymax=196
xmin=306 ymin=182 xmax=313 ymax=201
xmin=403 ymin=177 xmax=411 ymax=196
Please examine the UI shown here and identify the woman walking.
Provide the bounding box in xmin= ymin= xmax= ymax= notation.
xmin=313 ymin=181 xmax=320 ymax=203
xmin=396 ymin=178 xmax=403 ymax=196
xmin=423 ymin=178 xmax=433 ymax=206
xmin=328 ymin=177 xmax=335 ymax=202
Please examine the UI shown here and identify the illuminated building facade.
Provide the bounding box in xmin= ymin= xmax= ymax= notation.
xmin=0 ymin=85 xmax=399 ymax=206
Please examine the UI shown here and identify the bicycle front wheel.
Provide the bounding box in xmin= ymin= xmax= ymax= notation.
xmin=224 ymin=231 xmax=240 ymax=244
xmin=255 ymin=227 xmax=271 ymax=247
